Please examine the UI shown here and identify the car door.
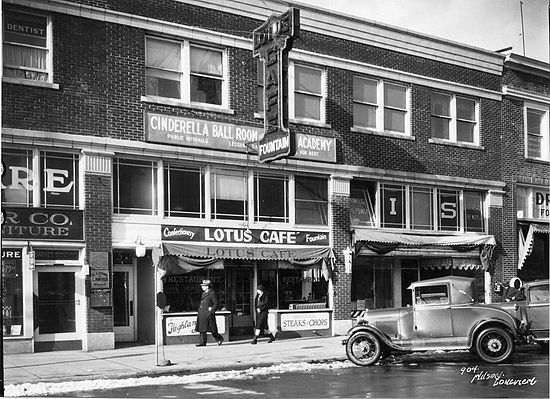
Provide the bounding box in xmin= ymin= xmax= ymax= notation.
xmin=413 ymin=283 xmax=453 ymax=347
xmin=526 ymin=283 xmax=549 ymax=340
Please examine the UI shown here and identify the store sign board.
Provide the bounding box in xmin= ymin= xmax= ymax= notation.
xmin=1 ymin=207 xmax=84 ymax=240
xmin=280 ymin=312 xmax=330 ymax=331
xmin=161 ymin=225 xmax=329 ymax=246
xmin=516 ymin=186 xmax=550 ymax=220
xmin=166 ymin=315 xmax=225 ymax=336
xmin=145 ymin=113 xmax=335 ymax=163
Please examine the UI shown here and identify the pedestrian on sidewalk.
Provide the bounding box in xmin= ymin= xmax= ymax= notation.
xmin=196 ymin=279 xmax=224 ymax=346
xmin=251 ymin=284 xmax=276 ymax=344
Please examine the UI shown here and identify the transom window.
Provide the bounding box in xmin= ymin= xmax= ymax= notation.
xmin=525 ymin=104 xmax=549 ymax=161
xmin=290 ymin=63 xmax=325 ymax=122
xmin=145 ymin=37 xmax=226 ymax=106
xmin=3 ymin=10 xmax=51 ymax=82
xmin=353 ymin=76 xmax=409 ymax=134
xmin=40 ymin=152 xmax=79 ymax=209
xmin=431 ymin=92 xmax=479 ymax=145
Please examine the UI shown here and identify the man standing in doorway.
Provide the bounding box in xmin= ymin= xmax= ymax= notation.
xmin=196 ymin=279 xmax=224 ymax=346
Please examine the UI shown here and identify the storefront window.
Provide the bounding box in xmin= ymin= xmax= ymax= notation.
xmin=381 ymin=184 xmax=405 ymax=229
xmin=351 ymin=257 xmax=393 ymax=309
xmin=113 ymin=158 xmax=158 ymax=215
xmin=40 ymin=151 xmax=79 ymax=208
xmin=254 ymin=173 xmax=289 ymax=223
xmin=211 ymin=169 xmax=247 ymax=220
xmin=464 ymin=191 xmax=484 ymax=232
xmin=278 ymin=265 xmax=327 ymax=310
xmin=164 ymin=164 xmax=204 ymax=218
xmin=350 ymin=179 xmax=377 ymax=227
xmin=162 ymin=270 xmax=225 ymax=312
xmin=410 ymin=186 xmax=433 ymax=230
xmin=2 ymin=249 xmax=24 ymax=336
xmin=295 ymin=176 xmax=328 ymax=225
xmin=438 ymin=189 xmax=460 ymax=231
xmin=1 ymin=148 xmax=33 ymax=207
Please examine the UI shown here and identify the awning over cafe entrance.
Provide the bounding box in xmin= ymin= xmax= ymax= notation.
xmin=159 ymin=242 xmax=335 ymax=279
xmin=352 ymin=229 xmax=496 ymax=270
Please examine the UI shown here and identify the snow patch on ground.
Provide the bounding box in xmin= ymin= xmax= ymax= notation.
xmin=5 ymin=360 xmax=353 ymax=397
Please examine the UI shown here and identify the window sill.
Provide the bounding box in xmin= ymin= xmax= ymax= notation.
xmin=525 ymin=157 xmax=550 ymax=165
xmin=290 ymin=118 xmax=331 ymax=129
xmin=351 ymin=127 xmax=415 ymax=141
xmin=141 ymin=96 xmax=235 ymax=115
xmin=428 ymin=138 xmax=484 ymax=150
xmin=3 ymin=77 xmax=59 ymax=89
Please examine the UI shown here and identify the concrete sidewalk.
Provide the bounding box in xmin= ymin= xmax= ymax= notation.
xmin=3 ymin=335 xmax=347 ymax=387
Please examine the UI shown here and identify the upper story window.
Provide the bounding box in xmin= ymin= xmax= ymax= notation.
xmin=145 ymin=37 xmax=226 ymax=107
xmin=525 ymin=103 xmax=549 ymax=161
xmin=1 ymin=148 xmax=79 ymax=208
xmin=254 ymin=173 xmax=289 ymax=223
xmin=3 ymin=10 xmax=51 ymax=82
xmin=353 ymin=76 xmax=410 ymax=135
xmin=295 ymin=175 xmax=328 ymax=225
xmin=164 ymin=163 xmax=204 ymax=218
xmin=211 ymin=169 xmax=248 ymax=220
xmin=431 ymin=92 xmax=479 ymax=145
xmin=290 ymin=63 xmax=325 ymax=122
xmin=256 ymin=59 xmax=264 ymax=114
xmin=113 ymin=158 xmax=157 ymax=215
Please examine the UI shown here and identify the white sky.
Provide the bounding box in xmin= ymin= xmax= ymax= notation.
xmin=295 ymin=0 xmax=549 ymax=62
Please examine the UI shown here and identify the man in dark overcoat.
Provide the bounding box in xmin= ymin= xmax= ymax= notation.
xmin=251 ymin=284 xmax=276 ymax=344
xmin=195 ymin=279 xmax=224 ymax=346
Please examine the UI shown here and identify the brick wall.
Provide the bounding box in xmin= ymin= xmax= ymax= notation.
xmin=331 ymin=194 xmax=352 ymax=320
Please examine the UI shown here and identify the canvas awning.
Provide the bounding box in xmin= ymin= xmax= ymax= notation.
xmin=518 ymin=223 xmax=549 ymax=270
xmin=353 ymin=229 xmax=496 ymax=270
xmin=159 ymin=242 xmax=335 ymax=279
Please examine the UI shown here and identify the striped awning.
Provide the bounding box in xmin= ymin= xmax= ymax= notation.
xmin=518 ymin=223 xmax=549 ymax=269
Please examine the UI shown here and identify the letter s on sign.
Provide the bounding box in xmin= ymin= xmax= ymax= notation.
xmin=441 ymin=202 xmax=457 ymax=219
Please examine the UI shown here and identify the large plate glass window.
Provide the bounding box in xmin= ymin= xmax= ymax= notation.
xmin=211 ymin=169 xmax=248 ymax=220
xmin=438 ymin=189 xmax=460 ymax=231
xmin=410 ymin=186 xmax=433 ymax=230
xmin=113 ymin=158 xmax=158 ymax=215
xmin=295 ymin=176 xmax=328 ymax=225
xmin=254 ymin=173 xmax=289 ymax=223
xmin=525 ymin=105 xmax=549 ymax=161
xmin=350 ymin=179 xmax=377 ymax=227
xmin=293 ymin=64 xmax=324 ymax=121
xmin=3 ymin=10 xmax=50 ymax=82
xmin=381 ymin=184 xmax=405 ymax=229
xmin=164 ymin=164 xmax=204 ymax=218
xmin=145 ymin=37 xmax=225 ymax=107
xmin=40 ymin=151 xmax=79 ymax=209
xmin=1 ymin=249 xmax=24 ymax=336
xmin=464 ymin=190 xmax=485 ymax=232
xmin=1 ymin=148 xmax=33 ymax=206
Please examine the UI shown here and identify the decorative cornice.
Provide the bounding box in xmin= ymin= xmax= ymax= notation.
xmin=502 ymin=86 xmax=550 ymax=105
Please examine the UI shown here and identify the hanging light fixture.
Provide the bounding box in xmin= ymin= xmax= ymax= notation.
xmin=135 ymin=235 xmax=146 ymax=258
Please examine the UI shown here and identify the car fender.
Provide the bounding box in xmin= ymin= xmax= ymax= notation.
xmin=468 ymin=316 xmax=519 ymax=347
xmin=346 ymin=324 xmax=404 ymax=351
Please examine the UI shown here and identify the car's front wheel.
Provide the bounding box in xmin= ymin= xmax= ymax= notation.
xmin=345 ymin=331 xmax=382 ymax=366
xmin=475 ymin=327 xmax=514 ymax=363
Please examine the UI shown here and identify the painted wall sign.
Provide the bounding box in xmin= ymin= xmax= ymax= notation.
xmin=145 ymin=113 xmax=335 ymax=162
xmin=165 ymin=315 xmax=226 ymax=336
xmin=280 ymin=312 xmax=330 ymax=331
xmin=253 ymin=8 xmax=300 ymax=163
xmin=1 ymin=207 xmax=84 ymax=240
xmin=161 ymin=225 xmax=329 ymax=246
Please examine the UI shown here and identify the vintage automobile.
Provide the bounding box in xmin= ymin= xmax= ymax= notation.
xmin=343 ymin=276 xmax=549 ymax=366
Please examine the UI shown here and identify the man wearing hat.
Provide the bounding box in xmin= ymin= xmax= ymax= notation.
xmin=251 ymin=284 xmax=276 ymax=344
xmin=195 ymin=279 xmax=224 ymax=346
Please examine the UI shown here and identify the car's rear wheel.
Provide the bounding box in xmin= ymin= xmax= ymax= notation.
xmin=345 ymin=331 xmax=382 ymax=366
xmin=475 ymin=327 xmax=514 ymax=363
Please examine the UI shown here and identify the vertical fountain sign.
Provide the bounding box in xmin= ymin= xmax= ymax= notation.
xmin=253 ymin=8 xmax=300 ymax=163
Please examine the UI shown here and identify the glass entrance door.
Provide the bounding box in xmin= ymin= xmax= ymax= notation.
xmin=228 ymin=266 xmax=254 ymax=336
xmin=113 ymin=265 xmax=135 ymax=342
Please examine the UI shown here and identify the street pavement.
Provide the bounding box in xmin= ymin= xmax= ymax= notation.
xmin=3 ymin=335 xmax=347 ymax=386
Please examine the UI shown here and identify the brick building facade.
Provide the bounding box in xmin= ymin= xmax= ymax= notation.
xmin=2 ymin=0 xmax=548 ymax=353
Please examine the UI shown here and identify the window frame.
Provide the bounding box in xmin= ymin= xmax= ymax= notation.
xmin=353 ymin=76 xmax=411 ymax=136
xmin=524 ymin=102 xmax=550 ymax=162
xmin=113 ymin=158 xmax=158 ymax=215
xmin=164 ymin=163 xmax=205 ymax=218
xmin=144 ymin=36 xmax=228 ymax=109
xmin=289 ymin=62 xmax=326 ymax=123
xmin=210 ymin=168 xmax=249 ymax=221
xmin=431 ymin=91 xmax=480 ymax=146
xmin=2 ymin=9 xmax=53 ymax=84
xmin=294 ymin=174 xmax=329 ymax=226
xmin=254 ymin=172 xmax=289 ymax=223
